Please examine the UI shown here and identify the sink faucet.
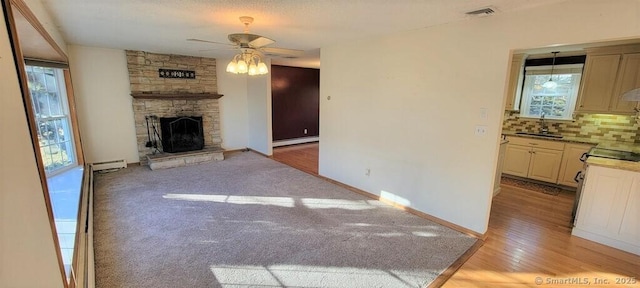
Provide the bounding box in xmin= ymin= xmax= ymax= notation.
xmin=539 ymin=113 xmax=549 ymax=134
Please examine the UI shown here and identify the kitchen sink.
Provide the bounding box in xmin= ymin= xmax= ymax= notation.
xmin=515 ymin=132 xmax=563 ymax=139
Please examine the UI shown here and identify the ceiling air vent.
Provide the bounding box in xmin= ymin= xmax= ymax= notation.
xmin=466 ymin=7 xmax=497 ymax=17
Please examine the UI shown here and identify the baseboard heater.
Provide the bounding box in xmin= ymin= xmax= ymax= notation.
xmin=91 ymin=159 xmax=127 ymax=171
xmin=71 ymin=164 xmax=95 ymax=288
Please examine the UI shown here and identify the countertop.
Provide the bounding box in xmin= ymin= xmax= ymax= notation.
xmin=502 ymin=131 xmax=640 ymax=151
xmin=502 ymin=131 xmax=640 ymax=172
xmin=502 ymin=131 xmax=596 ymax=145
xmin=586 ymin=157 xmax=640 ymax=172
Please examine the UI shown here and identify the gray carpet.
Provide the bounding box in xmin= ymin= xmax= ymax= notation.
xmin=93 ymin=151 xmax=477 ymax=288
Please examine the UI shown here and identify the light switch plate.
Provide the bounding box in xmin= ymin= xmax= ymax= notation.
xmin=480 ymin=108 xmax=488 ymax=120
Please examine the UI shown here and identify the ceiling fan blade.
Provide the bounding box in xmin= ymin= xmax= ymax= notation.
xmin=198 ymin=47 xmax=238 ymax=52
xmin=248 ymin=36 xmax=275 ymax=48
xmin=260 ymin=47 xmax=305 ymax=58
xmin=187 ymin=38 xmax=236 ymax=46
xmin=228 ymin=33 xmax=275 ymax=48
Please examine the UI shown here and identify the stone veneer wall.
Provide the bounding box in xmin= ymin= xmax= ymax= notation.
xmin=503 ymin=111 xmax=640 ymax=143
xmin=126 ymin=51 xmax=221 ymax=163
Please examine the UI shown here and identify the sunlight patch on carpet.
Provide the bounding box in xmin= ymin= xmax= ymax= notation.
xmin=163 ymin=194 xmax=295 ymax=207
xmin=300 ymin=198 xmax=384 ymax=210
xmin=210 ymin=264 xmax=428 ymax=287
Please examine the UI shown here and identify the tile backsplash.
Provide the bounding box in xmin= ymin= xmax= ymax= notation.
xmin=502 ymin=111 xmax=640 ymax=143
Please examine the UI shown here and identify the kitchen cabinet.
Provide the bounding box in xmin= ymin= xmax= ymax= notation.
xmin=503 ymin=144 xmax=530 ymax=177
xmin=557 ymin=143 xmax=594 ymax=187
xmin=573 ymin=165 xmax=640 ymax=255
xmin=610 ymin=53 xmax=640 ymax=113
xmin=576 ymin=45 xmax=640 ymax=114
xmin=504 ymin=53 xmax=525 ymax=111
xmin=576 ymin=54 xmax=621 ymax=112
xmin=528 ymin=148 xmax=564 ymax=183
xmin=503 ymin=136 xmax=565 ymax=183
xmin=494 ymin=139 xmax=508 ymax=196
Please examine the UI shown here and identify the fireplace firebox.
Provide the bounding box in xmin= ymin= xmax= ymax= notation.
xmin=160 ymin=116 xmax=204 ymax=153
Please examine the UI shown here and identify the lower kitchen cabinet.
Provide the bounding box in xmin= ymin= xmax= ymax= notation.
xmin=494 ymin=140 xmax=508 ymax=196
xmin=503 ymin=144 xmax=530 ymax=177
xmin=502 ymin=136 xmax=565 ymax=183
xmin=528 ymin=148 xmax=563 ymax=183
xmin=557 ymin=143 xmax=594 ymax=187
xmin=572 ymin=165 xmax=640 ymax=255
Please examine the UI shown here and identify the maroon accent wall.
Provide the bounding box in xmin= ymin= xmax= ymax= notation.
xmin=271 ymin=65 xmax=319 ymax=141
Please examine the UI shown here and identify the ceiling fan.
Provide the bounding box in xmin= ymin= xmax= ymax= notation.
xmin=188 ymin=16 xmax=304 ymax=75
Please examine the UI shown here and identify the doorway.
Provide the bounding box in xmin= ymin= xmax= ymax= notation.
xmin=272 ymin=142 xmax=319 ymax=175
xmin=270 ymin=65 xmax=320 ymax=173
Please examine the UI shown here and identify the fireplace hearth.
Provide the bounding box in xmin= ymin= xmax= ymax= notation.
xmin=160 ymin=116 xmax=204 ymax=153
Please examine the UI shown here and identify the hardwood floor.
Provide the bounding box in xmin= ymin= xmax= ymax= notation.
xmin=272 ymin=142 xmax=319 ymax=175
xmin=272 ymin=143 xmax=640 ymax=287
xmin=445 ymin=185 xmax=640 ymax=288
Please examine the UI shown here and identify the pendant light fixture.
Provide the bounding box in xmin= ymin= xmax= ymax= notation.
xmin=542 ymin=51 xmax=559 ymax=89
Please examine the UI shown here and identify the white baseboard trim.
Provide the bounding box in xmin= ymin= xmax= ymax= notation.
xmin=572 ymin=228 xmax=640 ymax=256
xmin=273 ymin=137 xmax=319 ymax=147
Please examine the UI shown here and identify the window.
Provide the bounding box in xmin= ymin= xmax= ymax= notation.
xmin=25 ymin=65 xmax=76 ymax=174
xmin=519 ymin=64 xmax=583 ymax=120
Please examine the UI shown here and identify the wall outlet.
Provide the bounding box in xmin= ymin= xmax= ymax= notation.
xmin=475 ymin=125 xmax=488 ymax=136
xmin=304 ymin=129 xmax=308 ymax=134
xmin=365 ymin=168 xmax=371 ymax=176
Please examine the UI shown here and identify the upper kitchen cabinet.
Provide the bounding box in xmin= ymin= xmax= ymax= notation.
xmin=610 ymin=53 xmax=640 ymax=113
xmin=576 ymin=45 xmax=640 ymax=114
xmin=504 ymin=53 xmax=526 ymax=111
xmin=576 ymin=54 xmax=621 ymax=112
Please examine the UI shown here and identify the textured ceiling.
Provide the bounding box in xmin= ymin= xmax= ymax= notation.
xmin=40 ymin=0 xmax=569 ymax=68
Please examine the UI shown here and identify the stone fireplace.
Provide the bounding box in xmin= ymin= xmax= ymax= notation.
xmin=126 ymin=50 xmax=223 ymax=166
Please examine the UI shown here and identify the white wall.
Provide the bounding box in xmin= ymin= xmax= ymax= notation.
xmin=319 ymin=0 xmax=640 ymax=234
xmin=68 ymin=45 xmax=139 ymax=164
xmin=246 ymin=61 xmax=273 ymax=155
xmin=0 ymin=7 xmax=64 ymax=287
xmin=217 ymin=58 xmax=249 ymax=150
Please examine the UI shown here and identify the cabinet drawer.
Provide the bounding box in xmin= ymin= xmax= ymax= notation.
xmin=506 ymin=136 xmax=565 ymax=150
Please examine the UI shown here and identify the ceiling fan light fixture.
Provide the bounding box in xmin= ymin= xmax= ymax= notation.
xmin=227 ymin=50 xmax=268 ymax=76
xmin=226 ymin=60 xmax=238 ymax=74
xmin=237 ymin=59 xmax=248 ymax=74
xmin=248 ymin=63 xmax=258 ymax=76
xmin=257 ymin=62 xmax=268 ymax=74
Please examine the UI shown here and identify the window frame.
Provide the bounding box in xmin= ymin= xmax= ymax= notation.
xmin=25 ymin=65 xmax=77 ymax=176
xmin=518 ymin=64 xmax=584 ymax=120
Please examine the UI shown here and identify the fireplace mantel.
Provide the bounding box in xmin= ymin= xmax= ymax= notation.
xmin=130 ymin=92 xmax=224 ymax=100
